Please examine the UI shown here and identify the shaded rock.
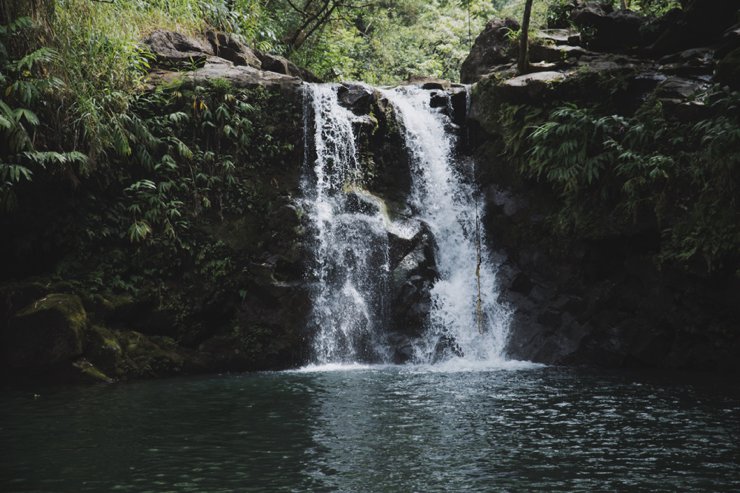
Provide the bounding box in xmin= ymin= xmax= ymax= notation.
xmin=659 ymin=47 xmax=716 ymax=76
xmin=255 ymin=50 xmax=320 ymax=82
xmin=648 ymin=0 xmax=740 ymax=56
xmin=431 ymin=334 xmax=464 ymax=363
xmin=460 ymin=18 xmax=519 ymax=83
xmin=143 ymin=30 xmax=213 ymax=69
xmin=497 ymin=71 xmax=567 ymax=102
xmin=345 ymin=188 xmax=385 ymax=216
xmin=510 ymin=272 xmax=533 ymax=295
xmin=655 ymin=76 xmax=711 ymax=120
xmin=84 ymin=324 xmax=123 ymax=377
xmin=572 ymin=4 xmax=645 ymax=52
xmin=406 ymin=76 xmax=452 ymax=90
xmin=153 ymin=64 xmax=302 ymax=91
xmin=71 ymin=358 xmax=115 ymax=384
xmin=449 ymin=87 xmax=468 ymax=125
xmin=337 ymin=83 xmax=376 ymax=115
xmin=390 ymin=223 xmax=438 ymax=338
xmin=716 ymin=47 xmax=740 ymax=90
xmin=429 ymin=91 xmax=448 ymax=109
xmin=0 ymin=281 xmax=48 ymax=324
xmin=366 ymin=95 xmax=413 ymax=211
xmin=386 ymin=332 xmax=415 ymax=364
xmin=529 ymin=43 xmax=591 ymax=65
xmin=4 ymin=293 xmax=87 ymax=369
xmin=205 ymin=30 xmax=261 ymax=68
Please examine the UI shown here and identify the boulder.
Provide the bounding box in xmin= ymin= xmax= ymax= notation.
xmin=460 ymin=18 xmax=520 ymax=83
xmin=386 ymin=332 xmax=415 ymax=363
xmin=449 ymin=87 xmax=468 ymax=126
xmin=205 ymin=30 xmax=261 ymax=68
xmin=658 ymin=47 xmax=716 ymax=76
xmin=366 ymin=96 xmax=413 ymax=211
xmin=3 ymin=293 xmax=87 ymax=369
xmin=255 ymin=50 xmax=320 ymax=82
xmin=337 ymin=83 xmax=376 ymax=115
xmin=716 ymin=47 xmax=740 ymax=90
xmin=529 ymin=43 xmax=591 ymax=65
xmin=431 ymin=334 xmax=464 ymax=363
xmin=429 ymin=91 xmax=449 ymax=109
xmin=571 ymin=5 xmax=645 ymax=52
xmin=154 ymin=64 xmax=303 ymax=91
xmin=142 ymin=30 xmax=213 ymax=68
xmin=496 ymin=71 xmax=567 ymax=103
xmin=649 ymin=0 xmax=740 ymax=56
xmin=389 ymin=223 xmax=438 ymax=337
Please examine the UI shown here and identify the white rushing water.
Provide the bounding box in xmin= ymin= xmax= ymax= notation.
xmin=302 ymin=84 xmax=391 ymax=363
xmin=302 ymin=83 xmax=511 ymax=365
xmin=381 ymin=86 xmax=511 ymax=363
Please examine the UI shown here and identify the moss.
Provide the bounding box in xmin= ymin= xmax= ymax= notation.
xmin=72 ymin=358 xmax=115 ymax=384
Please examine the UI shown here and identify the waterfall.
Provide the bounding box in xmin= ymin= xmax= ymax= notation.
xmin=301 ymin=84 xmax=391 ymax=363
xmin=381 ymin=86 xmax=511 ymax=363
xmin=302 ymin=83 xmax=510 ymax=366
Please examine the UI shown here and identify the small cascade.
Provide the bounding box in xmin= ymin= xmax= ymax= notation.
xmin=302 ymin=82 xmax=510 ymax=366
xmin=381 ymin=86 xmax=511 ymax=363
xmin=301 ymin=84 xmax=391 ymax=363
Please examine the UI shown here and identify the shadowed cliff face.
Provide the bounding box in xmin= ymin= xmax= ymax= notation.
xmin=465 ymin=2 xmax=740 ymax=372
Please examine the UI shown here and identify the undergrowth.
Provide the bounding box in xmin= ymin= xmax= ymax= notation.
xmin=495 ymin=89 xmax=740 ymax=273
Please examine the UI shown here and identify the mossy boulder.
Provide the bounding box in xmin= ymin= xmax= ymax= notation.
xmin=3 ymin=293 xmax=87 ymax=369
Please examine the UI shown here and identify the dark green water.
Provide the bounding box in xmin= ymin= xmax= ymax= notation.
xmin=2 ymin=363 xmax=739 ymax=492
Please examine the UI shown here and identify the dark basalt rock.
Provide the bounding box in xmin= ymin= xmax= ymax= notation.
xmin=389 ymin=223 xmax=438 ymax=338
xmin=255 ymin=50 xmax=320 ymax=82
xmin=571 ymin=5 xmax=645 ymax=52
xmin=429 ymin=91 xmax=448 ymax=109
xmin=431 ymin=334 xmax=464 ymax=363
xmin=337 ymin=83 xmax=376 ymax=115
xmin=716 ymin=47 xmax=740 ymax=89
xmin=460 ymin=17 xmax=519 ymax=83
xmin=143 ymin=30 xmax=213 ymax=69
xmin=205 ymin=30 xmax=261 ymax=68
xmin=4 ymin=293 xmax=87 ymax=369
xmin=648 ymin=0 xmax=740 ymax=56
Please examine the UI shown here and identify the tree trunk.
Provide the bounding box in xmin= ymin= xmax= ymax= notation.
xmin=517 ymin=0 xmax=534 ymax=75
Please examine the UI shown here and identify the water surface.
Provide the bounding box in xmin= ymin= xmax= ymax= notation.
xmin=2 ymin=364 xmax=739 ymax=492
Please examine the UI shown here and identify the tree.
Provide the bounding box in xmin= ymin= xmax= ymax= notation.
xmin=517 ymin=0 xmax=534 ymax=74
xmin=279 ymin=0 xmax=373 ymax=53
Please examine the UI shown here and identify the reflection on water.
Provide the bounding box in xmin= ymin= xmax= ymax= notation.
xmin=2 ymin=366 xmax=739 ymax=492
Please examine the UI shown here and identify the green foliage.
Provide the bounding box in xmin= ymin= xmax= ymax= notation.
xmin=0 ymin=17 xmax=89 ymax=211
xmin=519 ymin=90 xmax=740 ymax=272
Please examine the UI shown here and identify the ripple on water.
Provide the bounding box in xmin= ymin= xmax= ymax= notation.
xmin=1 ymin=367 xmax=739 ymax=492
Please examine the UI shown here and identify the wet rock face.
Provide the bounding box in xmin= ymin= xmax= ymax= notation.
xmin=337 ymin=83 xmax=376 ymax=115
xmin=389 ymin=223 xmax=438 ymax=339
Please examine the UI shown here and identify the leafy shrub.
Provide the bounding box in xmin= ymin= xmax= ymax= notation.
xmin=513 ymin=89 xmax=740 ymax=272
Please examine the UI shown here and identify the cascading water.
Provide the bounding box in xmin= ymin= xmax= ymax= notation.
xmin=301 ymin=84 xmax=391 ymax=363
xmin=381 ymin=86 xmax=511 ymax=363
xmin=302 ymin=83 xmax=510 ymax=366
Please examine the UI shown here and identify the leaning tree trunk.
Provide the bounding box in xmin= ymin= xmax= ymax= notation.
xmin=517 ymin=0 xmax=534 ymax=74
